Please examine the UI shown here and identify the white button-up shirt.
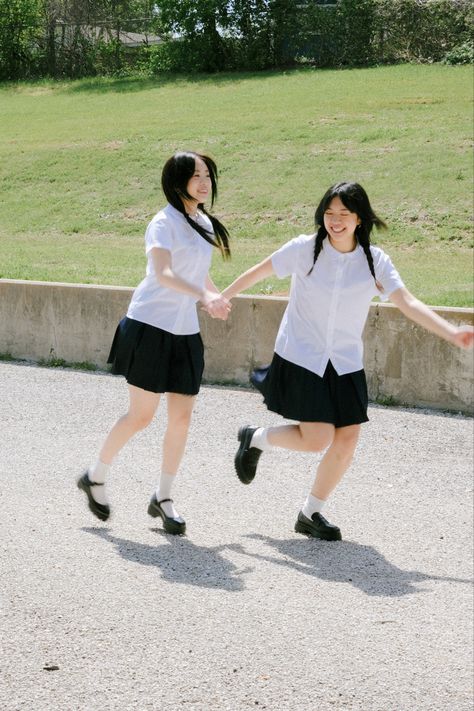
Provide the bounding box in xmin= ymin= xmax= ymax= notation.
xmin=271 ymin=234 xmax=404 ymax=376
xmin=127 ymin=204 xmax=213 ymax=335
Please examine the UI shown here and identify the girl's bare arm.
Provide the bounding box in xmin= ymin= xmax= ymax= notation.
xmin=389 ymin=287 xmax=474 ymax=349
xmin=151 ymin=248 xmax=230 ymax=319
xmin=222 ymin=257 xmax=275 ymax=301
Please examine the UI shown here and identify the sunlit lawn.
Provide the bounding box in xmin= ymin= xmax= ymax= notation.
xmin=0 ymin=64 xmax=472 ymax=306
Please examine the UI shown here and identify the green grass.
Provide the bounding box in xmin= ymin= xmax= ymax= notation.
xmin=0 ymin=65 xmax=472 ymax=306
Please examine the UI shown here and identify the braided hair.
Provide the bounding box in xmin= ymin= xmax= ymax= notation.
xmin=309 ymin=182 xmax=386 ymax=291
xmin=161 ymin=151 xmax=231 ymax=259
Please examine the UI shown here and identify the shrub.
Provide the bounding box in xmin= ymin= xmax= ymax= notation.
xmin=2 ymin=0 xmax=473 ymax=79
xmin=145 ymin=38 xmax=226 ymax=74
xmin=375 ymin=0 xmax=473 ymax=64
xmin=442 ymin=40 xmax=474 ymax=64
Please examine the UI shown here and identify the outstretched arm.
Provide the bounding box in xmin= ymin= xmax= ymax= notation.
xmin=389 ymin=287 xmax=474 ymax=349
xmin=222 ymin=256 xmax=275 ymax=301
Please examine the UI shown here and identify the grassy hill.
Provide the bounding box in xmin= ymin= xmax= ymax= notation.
xmin=0 ymin=64 xmax=472 ymax=306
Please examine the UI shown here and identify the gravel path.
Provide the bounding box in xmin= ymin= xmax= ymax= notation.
xmin=1 ymin=361 xmax=473 ymax=711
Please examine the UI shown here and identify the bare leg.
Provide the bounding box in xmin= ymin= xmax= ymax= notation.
xmin=311 ymin=424 xmax=361 ymax=500
xmin=267 ymin=422 xmax=335 ymax=453
xmin=79 ymin=385 xmax=160 ymax=518
xmin=149 ymin=393 xmax=197 ymax=526
xmin=98 ymin=385 xmax=161 ymax=464
xmin=235 ymin=421 xmax=335 ymax=485
xmin=294 ymin=425 xmax=361 ymax=539
xmin=161 ymin=393 xmax=197 ymax=474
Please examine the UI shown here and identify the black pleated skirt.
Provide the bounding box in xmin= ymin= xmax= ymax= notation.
xmin=107 ymin=317 xmax=204 ymax=395
xmin=251 ymin=353 xmax=369 ymax=428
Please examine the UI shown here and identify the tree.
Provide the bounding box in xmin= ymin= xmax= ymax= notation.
xmin=228 ymin=0 xmax=295 ymax=69
xmin=36 ymin=0 xmax=154 ymax=77
xmin=0 ymin=0 xmax=42 ymax=79
xmin=153 ymin=0 xmax=300 ymax=71
xmin=155 ymin=0 xmax=229 ymax=71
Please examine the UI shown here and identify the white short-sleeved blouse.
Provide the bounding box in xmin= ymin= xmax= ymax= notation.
xmin=271 ymin=234 xmax=404 ymax=376
xmin=127 ymin=204 xmax=213 ymax=335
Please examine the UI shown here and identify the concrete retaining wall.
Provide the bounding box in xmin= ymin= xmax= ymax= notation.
xmin=0 ymin=279 xmax=472 ymax=413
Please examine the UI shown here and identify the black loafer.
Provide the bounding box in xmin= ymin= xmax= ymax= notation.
xmin=294 ymin=511 xmax=342 ymax=541
xmin=77 ymin=470 xmax=110 ymax=522
xmin=234 ymin=425 xmax=262 ymax=484
xmin=147 ymin=495 xmax=186 ymax=535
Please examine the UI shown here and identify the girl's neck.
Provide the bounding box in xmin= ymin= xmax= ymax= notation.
xmin=328 ymin=234 xmax=357 ymax=254
xmin=182 ymin=198 xmax=200 ymax=218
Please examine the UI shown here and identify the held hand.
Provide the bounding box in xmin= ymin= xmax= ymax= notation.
xmin=451 ymin=325 xmax=474 ymax=349
xmin=200 ymin=290 xmax=232 ymax=321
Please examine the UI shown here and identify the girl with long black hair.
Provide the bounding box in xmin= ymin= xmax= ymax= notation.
xmin=223 ymin=182 xmax=473 ymax=541
xmin=78 ymin=151 xmax=231 ymax=534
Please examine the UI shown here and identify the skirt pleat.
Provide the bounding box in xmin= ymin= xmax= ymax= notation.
xmin=252 ymin=353 xmax=369 ymax=427
xmin=107 ymin=317 xmax=204 ymax=395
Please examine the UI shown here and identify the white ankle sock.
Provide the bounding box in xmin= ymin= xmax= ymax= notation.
xmin=88 ymin=460 xmax=110 ymax=506
xmin=302 ymin=494 xmax=326 ymax=519
xmin=250 ymin=427 xmax=272 ymax=451
xmin=156 ymin=472 xmax=180 ymax=519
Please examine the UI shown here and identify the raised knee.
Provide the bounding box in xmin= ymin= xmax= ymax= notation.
xmin=302 ymin=433 xmax=333 ymax=453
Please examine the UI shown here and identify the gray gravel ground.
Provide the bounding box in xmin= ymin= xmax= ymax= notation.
xmin=1 ymin=360 xmax=473 ymax=711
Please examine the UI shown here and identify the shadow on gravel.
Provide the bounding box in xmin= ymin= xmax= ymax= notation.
xmin=82 ymin=527 xmax=252 ymax=592
xmin=241 ymin=534 xmax=473 ymax=597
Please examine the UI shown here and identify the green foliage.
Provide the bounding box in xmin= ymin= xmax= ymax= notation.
xmin=147 ymin=0 xmax=230 ymax=71
xmin=149 ymin=0 xmax=379 ymax=72
xmin=150 ymin=0 xmax=300 ymax=72
xmin=144 ymin=38 xmax=227 ymax=73
xmin=0 ymin=352 xmax=18 ymax=362
xmin=1 ymin=0 xmax=473 ymax=78
xmin=93 ymin=38 xmax=126 ymax=76
xmin=442 ymin=40 xmax=474 ymax=65
xmin=142 ymin=43 xmax=174 ymax=73
xmin=296 ymin=0 xmax=378 ymax=67
xmin=0 ymin=0 xmax=157 ymax=79
xmin=38 ymin=353 xmax=99 ymax=370
xmin=144 ymin=0 xmax=473 ymax=73
xmin=375 ymin=394 xmax=399 ymax=407
xmin=375 ymin=0 xmax=473 ymax=64
xmin=0 ymin=0 xmax=42 ymax=80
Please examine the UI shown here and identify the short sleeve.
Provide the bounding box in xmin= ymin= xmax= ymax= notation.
xmin=271 ymin=235 xmax=313 ymax=278
xmin=372 ymin=248 xmax=405 ymax=302
xmin=145 ymin=216 xmax=173 ymax=255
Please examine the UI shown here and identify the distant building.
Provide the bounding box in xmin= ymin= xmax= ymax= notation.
xmin=56 ymin=23 xmax=163 ymax=48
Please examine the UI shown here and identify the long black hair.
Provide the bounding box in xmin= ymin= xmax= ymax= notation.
xmin=161 ymin=151 xmax=230 ymax=259
xmin=309 ymin=182 xmax=386 ymax=290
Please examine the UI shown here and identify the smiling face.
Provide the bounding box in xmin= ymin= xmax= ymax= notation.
xmin=184 ymin=156 xmax=212 ymax=209
xmin=323 ymin=196 xmax=361 ymax=252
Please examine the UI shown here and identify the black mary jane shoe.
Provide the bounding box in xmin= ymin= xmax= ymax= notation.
xmin=234 ymin=425 xmax=262 ymax=484
xmin=294 ymin=511 xmax=342 ymax=541
xmin=147 ymin=495 xmax=186 ymax=535
xmin=77 ymin=470 xmax=110 ymax=522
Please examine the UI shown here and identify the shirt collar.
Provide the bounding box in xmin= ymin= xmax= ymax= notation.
xmin=164 ymin=203 xmax=189 ymax=223
xmin=323 ymin=237 xmax=363 ymax=261
xmin=164 ymin=203 xmax=206 ymax=232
